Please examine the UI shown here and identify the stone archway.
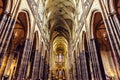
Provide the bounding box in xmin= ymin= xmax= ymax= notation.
xmin=92 ymin=12 xmax=119 ymax=80
xmin=0 ymin=11 xmax=29 ymax=80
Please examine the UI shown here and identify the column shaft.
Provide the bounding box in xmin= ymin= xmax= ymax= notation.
xmin=87 ymin=39 xmax=106 ymax=80
xmin=104 ymin=18 xmax=120 ymax=77
xmin=32 ymin=50 xmax=40 ymax=80
xmin=17 ymin=39 xmax=31 ymax=80
xmin=79 ymin=51 xmax=89 ymax=80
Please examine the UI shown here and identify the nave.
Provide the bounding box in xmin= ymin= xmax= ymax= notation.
xmin=0 ymin=0 xmax=120 ymax=80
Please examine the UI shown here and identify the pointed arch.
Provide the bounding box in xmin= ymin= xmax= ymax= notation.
xmin=90 ymin=11 xmax=120 ymax=79
xmin=17 ymin=10 xmax=31 ymax=39
xmin=89 ymin=10 xmax=101 ymax=39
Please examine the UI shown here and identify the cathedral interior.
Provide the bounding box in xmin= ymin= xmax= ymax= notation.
xmin=0 ymin=0 xmax=120 ymax=80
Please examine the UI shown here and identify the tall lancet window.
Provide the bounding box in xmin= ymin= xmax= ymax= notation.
xmin=56 ymin=53 xmax=64 ymax=64
xmin=56 ymin=54 xmax=59 ymax=63
xmin=59 ymin=54 xmax=64 ymax=63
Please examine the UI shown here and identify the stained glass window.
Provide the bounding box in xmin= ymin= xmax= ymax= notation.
xmin=56 ymin=53 xmax=64 ymax=63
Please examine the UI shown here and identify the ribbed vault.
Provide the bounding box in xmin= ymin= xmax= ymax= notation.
xmin=44 ymin=0 xmax=76 ymax=41
xmin=44 ymin=0 xmax=76 ymax=55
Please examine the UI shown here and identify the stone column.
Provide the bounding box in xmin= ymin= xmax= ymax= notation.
xmin=43 ymin=50 xmax=49 ymax=80
xmin=0 ymin=20 xmax=16 ymax=78
xmin=106 ymin=16 xmax=120 ymax=76
xmin=87 ymin=39 xmax=106 ymax=80
xmin=105 ymin=0 xmax=120 ymax=42
xmin=32 ymin=50 xmax=40 ymax=80
xmin=39 ymin=56 xmax=44 ymax=79
xmin=17 ymin=39 xmax=31 ymax=80
xmin=74 ymin=52 xmax=82 ymax=80
xmin=74 ymin=53 xmax=78 ymax=79
xmin=77 ymin=55 xmax=82 ymax=80
xmin=43 ymin=62 xmax=49 ymax=80
xmin=79 ymin=51 xmax=89 ymax=80
xmin=24 ymin=41 xmax=33 ymax=79
xmin=3 ymin=44 xmax=15 ymax=77
xmin=103 ymin=17 xmax=120 ymax=78
xmin=0 ymin=14 xmax=15 ymax=55
xmin=72 ymin=52 xmax=77 ymax=80
xmin=74 ymin=58 xmax=77 ymax=80
xmin=74 ymin=53 xmax=77 ymax=80
xmin=0 ymin=12 xmax=8 ymax=34
xmin=0 ymin=14 xmax=16 ymax=79
xmin=68 ymin=40 xmax=73 ymax=80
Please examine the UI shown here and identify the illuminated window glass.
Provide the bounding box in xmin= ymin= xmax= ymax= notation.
xmin=56 ymin=54 xmax=64 ymax=63
xmin=56 ymin=55 xmax=59 ymax=62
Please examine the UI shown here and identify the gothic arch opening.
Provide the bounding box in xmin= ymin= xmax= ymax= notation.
xmin=92 ymin=12 xmax=119 ymax=79
xmin=1 ymin=12 xmax=29 ymax=80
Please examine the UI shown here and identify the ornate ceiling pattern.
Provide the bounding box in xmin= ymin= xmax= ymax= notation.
xmin=44 ymin=0 xmax=76 ymax=41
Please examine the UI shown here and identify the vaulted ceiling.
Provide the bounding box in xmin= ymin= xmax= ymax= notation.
xmin=43 ymin=0 xmax=76 ymax=54
xmin=44 ymin=0 xmax=76 ymax=41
